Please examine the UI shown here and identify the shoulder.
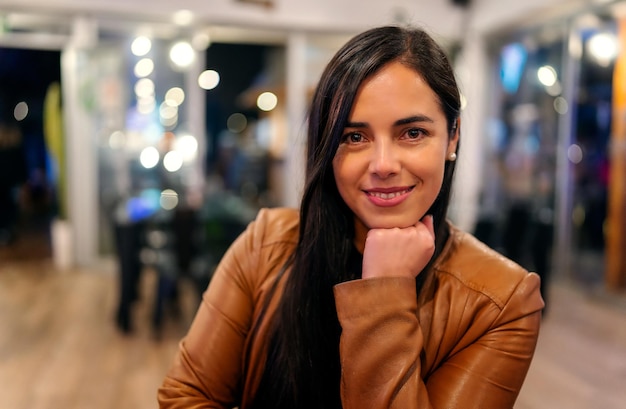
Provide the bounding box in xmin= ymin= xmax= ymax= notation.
xmin=213 ymin=207 xmax=299 ymax=299
xmin=248 ymin=207 xmax=300 ymax=247
xmin=433 ymin=223 xmax=540 ymax=310
xmin=238 ymin=207 xmax=299 ymax=279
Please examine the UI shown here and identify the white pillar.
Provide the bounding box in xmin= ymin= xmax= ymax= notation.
xmin=450 ymin=30 xmax=489 ymax=233
xmin=554 ymin=26 xmax=580 ymax=278
xmin=283 ymin=32 xmax=308 ymax=208
xmin=60 ymin=16 xmax=98 ymax=267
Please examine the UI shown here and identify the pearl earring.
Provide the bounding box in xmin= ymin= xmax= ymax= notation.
xmin=448 ymin=152 xmax=457 ymax=161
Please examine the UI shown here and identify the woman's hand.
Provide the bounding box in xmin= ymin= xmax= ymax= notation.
xmin=361 ymin=215 xmax=435 ymax=279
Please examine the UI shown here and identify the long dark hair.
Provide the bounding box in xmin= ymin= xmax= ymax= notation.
xmin=251 ymin=25 xmax=461 ymax=409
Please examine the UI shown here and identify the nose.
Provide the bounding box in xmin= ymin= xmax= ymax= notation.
xmin=369 ymin=139 xmax=400 ymax=178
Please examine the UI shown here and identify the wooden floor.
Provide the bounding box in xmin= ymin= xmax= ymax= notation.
xmin=516 ymin=280 xmax=626 ymax=409
xmin=1 ymin=255 xmax=626 ymax=408
xmin=0 ymin=257 xmax=198 ymax=409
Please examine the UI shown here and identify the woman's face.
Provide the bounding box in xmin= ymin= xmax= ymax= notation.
xmin=332 ymin=61 xmax=458 ymax=246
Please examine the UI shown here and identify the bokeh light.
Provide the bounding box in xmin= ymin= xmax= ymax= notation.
xmin=137 ymin=97 xmax=156 ymax=115
xmin=198 ymin=70 xmax=220 ymax=90
xmin=174 ymin=134 xmax=198 ymax=162
xmin=192 ymin=32 xmax=211 ymax=51
xmin=160 ymin=189 xmax=179 ymax=210
xmin=131 ymin=36 xmax=152 ymax=56
xmin=546 ymin=81 xmax=562 ymax=96
xmin=14 ymin=101 xmax=28 ymax=121
xmin=164 ymin=87 xmax=185 ymax=106
xmin=587 ymin=32 xmax=618 ymax=67
xmin=108 ymin=130 xmax=126 ymax=149
xmin=134 ymin=78 xmax=155 ymax=99
xmin=554 ymin=96 xmax=569 ymax=114
xmin=140 ymin=146 xmax=160 ymax=169
xmin=567 ymin=143 xmax=583 ymax=164
xmin=170 ymin=41 xmax=195 ymax=69
xmin=537 ymin=65 xmax=557 ymax=87
xmin=256 ymin=91 xmax=278 ymax=112
xmin=163 ymin=150 xmax=183 ymax=172
xmin=159 ymin=102 xmax=179 ymax=128
xmin=227 ymin=113 xmax=247 ymax=133
xmin=134 ymin=58 xmax=154 ymax=78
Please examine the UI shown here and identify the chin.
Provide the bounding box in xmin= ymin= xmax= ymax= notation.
xmin=366 ymin=215 xmax=420 ymax=230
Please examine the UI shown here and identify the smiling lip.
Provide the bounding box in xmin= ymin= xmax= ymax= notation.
xmin=365 ymin=186 xmax=414 ymax=207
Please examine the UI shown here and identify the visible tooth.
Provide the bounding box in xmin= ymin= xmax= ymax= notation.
xmin=376 ymin=192 xmax=397 ymax=199
xmin=371 ymin=189 xmax=409 ymax=199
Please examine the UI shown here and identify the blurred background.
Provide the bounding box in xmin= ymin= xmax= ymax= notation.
xmin=1 ymin=0 xmax=626 ymax=408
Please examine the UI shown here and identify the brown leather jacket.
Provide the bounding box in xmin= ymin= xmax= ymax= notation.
xmin=158 ymin=207 xmax=544 ymax=408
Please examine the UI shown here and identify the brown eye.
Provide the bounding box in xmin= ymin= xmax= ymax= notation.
xmin=406 ymin=128 xmax=426 ymax=139
xmin=343 ymin=132 xmax=364 ymax=143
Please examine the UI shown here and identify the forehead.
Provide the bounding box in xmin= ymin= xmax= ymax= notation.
xmin=349 ymin=61 xmax=443 ymax=119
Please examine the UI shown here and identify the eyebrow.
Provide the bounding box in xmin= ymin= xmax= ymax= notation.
xmin=345 ymin=115 xmax=435 ymax=128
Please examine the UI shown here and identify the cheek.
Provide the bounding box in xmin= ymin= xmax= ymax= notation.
xmin=429 ymin=162 xmax=447 ymax=186
xmin=430 ymin=164 xmax=448 ymax=200
xmin=332 ymin=154 xmax=363 ymax=209
xmin=409 ymin=152 xmax=446 ymax=178
xmin=332 ymin=156 xmax=347 ymax=195
xmin=332 ymin=152 xmax=354 ymax=185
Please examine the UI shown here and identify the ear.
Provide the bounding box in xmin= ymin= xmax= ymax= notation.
xmin=447 ymin=117 xmax=460 ymax=157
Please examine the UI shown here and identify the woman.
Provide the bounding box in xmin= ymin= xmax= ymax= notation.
xmin=158 ymin=25 xmax=544 ymax=409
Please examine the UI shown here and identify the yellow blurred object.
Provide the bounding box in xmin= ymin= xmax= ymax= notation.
xmin=43 ymin=81 xmax=67 ymax=220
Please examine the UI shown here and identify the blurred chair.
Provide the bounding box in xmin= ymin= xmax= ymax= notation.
xmin=112 ymin=189 xmax=258 ymax=337
xmin=149 ymin=192 xmax=257 ymax=338
xmin=113 ymin=218 xmax=145 ymax=333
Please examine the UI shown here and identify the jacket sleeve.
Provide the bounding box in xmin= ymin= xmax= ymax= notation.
xmin=157 ymin=216 xmax=261 ymax=409
xmin=333 ymin=273 xmax=543 ymax=409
